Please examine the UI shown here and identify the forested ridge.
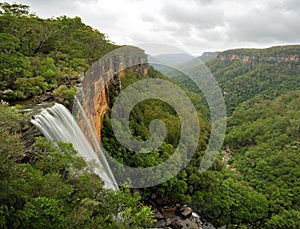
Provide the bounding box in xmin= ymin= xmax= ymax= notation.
xmin=211 ymin=48 xmax=300 ymax=229
xmin=168 ymin=46 xmax=300 ymax=228
xmin=0 ymin=2 xmax=299 ymax=229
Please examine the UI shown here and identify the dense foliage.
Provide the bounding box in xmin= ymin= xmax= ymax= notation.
xmin=226 ymin=91 xmax=300 ymax=228
xmin=1 ymin=2 xmax=299 ymax=228
xmin=168 ymin=47 xmax=300 ymax=228
xmin=214 ymin=48 xmax=300 ymax=228
xmin=0 ymin=2 xmax=116 ymax=104
xmin=0 ymin=3 xmax=155 ymax=228
xmin=207 ymin=55 xmax=300 ymax=114
xmin=102 ymin=67 xmax=271 ymax=228
xmin=0 ymin=102 xmax=154 ymax=228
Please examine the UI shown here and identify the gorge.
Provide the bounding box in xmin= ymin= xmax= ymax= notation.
xmin=1 ymin=3 xmax=299 ymax=228
xmin=32 ymin=46 xmax=149 ymax=190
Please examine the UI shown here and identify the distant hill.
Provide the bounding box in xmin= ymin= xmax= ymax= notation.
xmin=148 ymin=51 xmax=219 ymax=80
xmin=209 ymin=45 xmax=300 ymax=113
xmin=148 ymin=53 xmax=195 ymax=81
xmin=149 ymin=53 xmax=195 ymax=65
xmin=163 ymin=45 xmax=300 ymax=114
xmin=200 ymin=51 xmax=219 ymax=62
xmin=149 ymin=51 xmax=219 ymax=66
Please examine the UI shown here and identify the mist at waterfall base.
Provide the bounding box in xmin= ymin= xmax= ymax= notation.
xmin=31 ymin=103 xmax=118 ymax=190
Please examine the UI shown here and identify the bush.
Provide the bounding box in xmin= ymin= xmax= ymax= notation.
xmin=53 ymin=85 xmax=77 ymax=107
xmin=14 ymin=76 xmax=48 ymax=99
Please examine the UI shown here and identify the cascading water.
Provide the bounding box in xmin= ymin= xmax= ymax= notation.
xmin=31 ymin=103 xmax=118 ymax=190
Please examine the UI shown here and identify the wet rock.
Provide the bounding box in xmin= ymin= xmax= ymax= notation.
xmin=179 ymin=207 xmax=192 ymax=219
xmin=150 ymin=196 xmax=207 ymax=229
xmin=166 ymin=218 xmax=172 ymax=226
xmin=170 ymin=218 xmax=183 ymax=229
xmin=162 ymin=207 xmax=176 ymax=218
xmin=202 ymin=221 xmax=216 ymax=229
xmin=155 ymin=219 xmax=167 ymax=228
xmin=155 ymin=211 xmax=165 ymax=219
xmin=191 ymin=212 xmax=203 ymax=226
xmin=177 ymin=218 xmax=199 ymax=229
xmin=35 ymin=91 xmax=54 ymax=103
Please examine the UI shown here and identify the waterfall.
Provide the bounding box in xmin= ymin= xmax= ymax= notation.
xmin=31 ymin=103 xmax=118 ymax=190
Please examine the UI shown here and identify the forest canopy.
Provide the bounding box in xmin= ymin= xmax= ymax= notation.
xmin=0 ymin=2 xmax=116 ymax=103
xmin=0 ymin=2 xmax=299 ymax=229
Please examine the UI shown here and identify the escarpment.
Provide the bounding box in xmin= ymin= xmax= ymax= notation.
xmin=216 ymin=45 xmax=300 ymax=66
xmin=74 ymin=46 xmax=148 ymax=142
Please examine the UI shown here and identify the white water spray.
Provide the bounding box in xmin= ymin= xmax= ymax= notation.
xmin=31 ymin=103 xmax=118 ymax=190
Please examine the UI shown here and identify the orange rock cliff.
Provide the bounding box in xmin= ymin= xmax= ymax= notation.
xmin=74 ymin=47 xmax=148 ymax=143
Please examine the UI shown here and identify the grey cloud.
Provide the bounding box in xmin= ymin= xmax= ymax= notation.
xmin=9 ymin=0 xmax=98 ymax=18
xmin=195 ymin=0 xmax=215 ymax=6
xmin=226 ymin=5 xmax=300 ymax=43
xmin=271 ymin=0 xmax=300 ymax=13
xmin=141 ymin=15 xmax=156 ymax=23
xmin=161 ymin=1 xmax=225 ymax=30
xmin=8 ymin=0 xmax=79 ymax=17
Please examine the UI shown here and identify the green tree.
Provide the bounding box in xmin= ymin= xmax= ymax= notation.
xmin=266 ymin=210 xmax=300 ymax=229
xmin=0 ymin=33 xmax=31 ymax=92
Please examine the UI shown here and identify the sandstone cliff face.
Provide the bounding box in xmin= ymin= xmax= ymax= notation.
xmin=74 ymin=46 xmax=148 ymax=143
xmin=217 ymin=53 xmax=300 ymax=64
xmin=216 ymin=46 xmax=300 ymax=66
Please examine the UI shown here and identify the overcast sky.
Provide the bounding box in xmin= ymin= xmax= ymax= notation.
xmin=4 ymin=0 xmax=300 ymax=55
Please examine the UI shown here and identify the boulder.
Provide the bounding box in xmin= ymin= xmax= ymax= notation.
xmin=177 ymin=218 xmax=199 ymax=229
xmin=155 ymin=211 xmax=165 ymax=219
xmin=162 ymin=207 xmax=176 ymax=218
xmin=179 ymin=207 xmax=192 ymax=219
xmin=171 ymin=218 xmax=183 ymax=229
